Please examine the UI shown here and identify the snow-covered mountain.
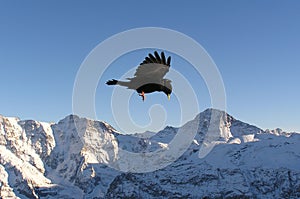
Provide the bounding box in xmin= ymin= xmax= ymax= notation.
xmin=0 ymin=109 xmax=299 ymax=198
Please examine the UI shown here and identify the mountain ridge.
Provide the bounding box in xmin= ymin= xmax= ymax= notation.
xmin=0 ymin=109 xmax=299 ymax=198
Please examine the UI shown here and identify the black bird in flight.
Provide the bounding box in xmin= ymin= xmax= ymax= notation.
xmin=106 ymin=51 xmax=172 ymax=101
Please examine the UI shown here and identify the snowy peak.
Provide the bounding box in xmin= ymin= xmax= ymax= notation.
xmin=196 ymin=108 xmax=264 ymax=143
xmin=0 ymin=110 xmax=300 ymax=198
xmin=154 ymin=108 xmax=263 ymax=148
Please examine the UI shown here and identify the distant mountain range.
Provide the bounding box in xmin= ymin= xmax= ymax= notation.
xmin=0 ymin=109 xmax=299 ymax=198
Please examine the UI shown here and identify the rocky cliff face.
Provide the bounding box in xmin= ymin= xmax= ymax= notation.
xmin=0 ymin=109 xmax=299 ymax=198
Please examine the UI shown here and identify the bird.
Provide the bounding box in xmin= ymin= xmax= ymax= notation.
xmin=106 ymin=51 xmax=172 ymax=101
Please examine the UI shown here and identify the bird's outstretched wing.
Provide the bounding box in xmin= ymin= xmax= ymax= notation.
xmin=132 ymin=51 xmax=171 ymax=81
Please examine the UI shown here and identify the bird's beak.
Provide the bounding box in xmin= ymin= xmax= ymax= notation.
xmin=167 ymin=94 xmax=171 ymax=100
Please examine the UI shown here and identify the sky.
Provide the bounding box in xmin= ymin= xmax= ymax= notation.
xmin=0 ymin=1 xmax=300 ymax=133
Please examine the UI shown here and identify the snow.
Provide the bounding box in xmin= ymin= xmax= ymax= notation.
xmin=0 ymin=164 xmax=19 ymax=198
xmin=228 ymin=137 xmax=242 ymax=144
xmin=157 ymin=142 xmax=169 ymax=149
xmin=0 ymin=145 xmax=51 ymax=185
xmin=242 ymin=134 xmax=259 ymax=143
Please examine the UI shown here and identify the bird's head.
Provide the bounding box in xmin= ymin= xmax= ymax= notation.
xmin=162 ymin=79 xmax=172 ymax=100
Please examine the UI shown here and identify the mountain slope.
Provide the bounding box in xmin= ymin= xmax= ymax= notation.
xmin=0 ymin=109 xmax=299 ymax=198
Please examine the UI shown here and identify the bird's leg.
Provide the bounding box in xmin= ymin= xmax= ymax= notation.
xmin=139 ymin=91 xmax=145 ymax=101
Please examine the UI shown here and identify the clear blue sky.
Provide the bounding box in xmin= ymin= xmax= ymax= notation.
xmin=1 ymin=1 xmax=299 ymax=133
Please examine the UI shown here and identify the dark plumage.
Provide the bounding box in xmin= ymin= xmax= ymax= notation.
xmin=106 ymin=51 xmax=172 ymax=101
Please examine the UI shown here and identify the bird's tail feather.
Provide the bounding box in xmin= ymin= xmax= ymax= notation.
xmin=106 ymin=79 xmax=118 ymax=85
xmin=106 ymin=79 xmax=130 ymax=88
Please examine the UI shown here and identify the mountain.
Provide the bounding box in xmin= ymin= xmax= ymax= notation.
xmin=0 ymin=109 xmax=299 ymax=198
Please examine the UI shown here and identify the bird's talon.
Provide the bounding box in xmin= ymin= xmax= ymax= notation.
xmin=139 ymin=91 xmax=145 ymax=101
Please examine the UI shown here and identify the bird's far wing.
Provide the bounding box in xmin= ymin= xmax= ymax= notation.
xmin=133 ymin=51 xmax=171 ymax=81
